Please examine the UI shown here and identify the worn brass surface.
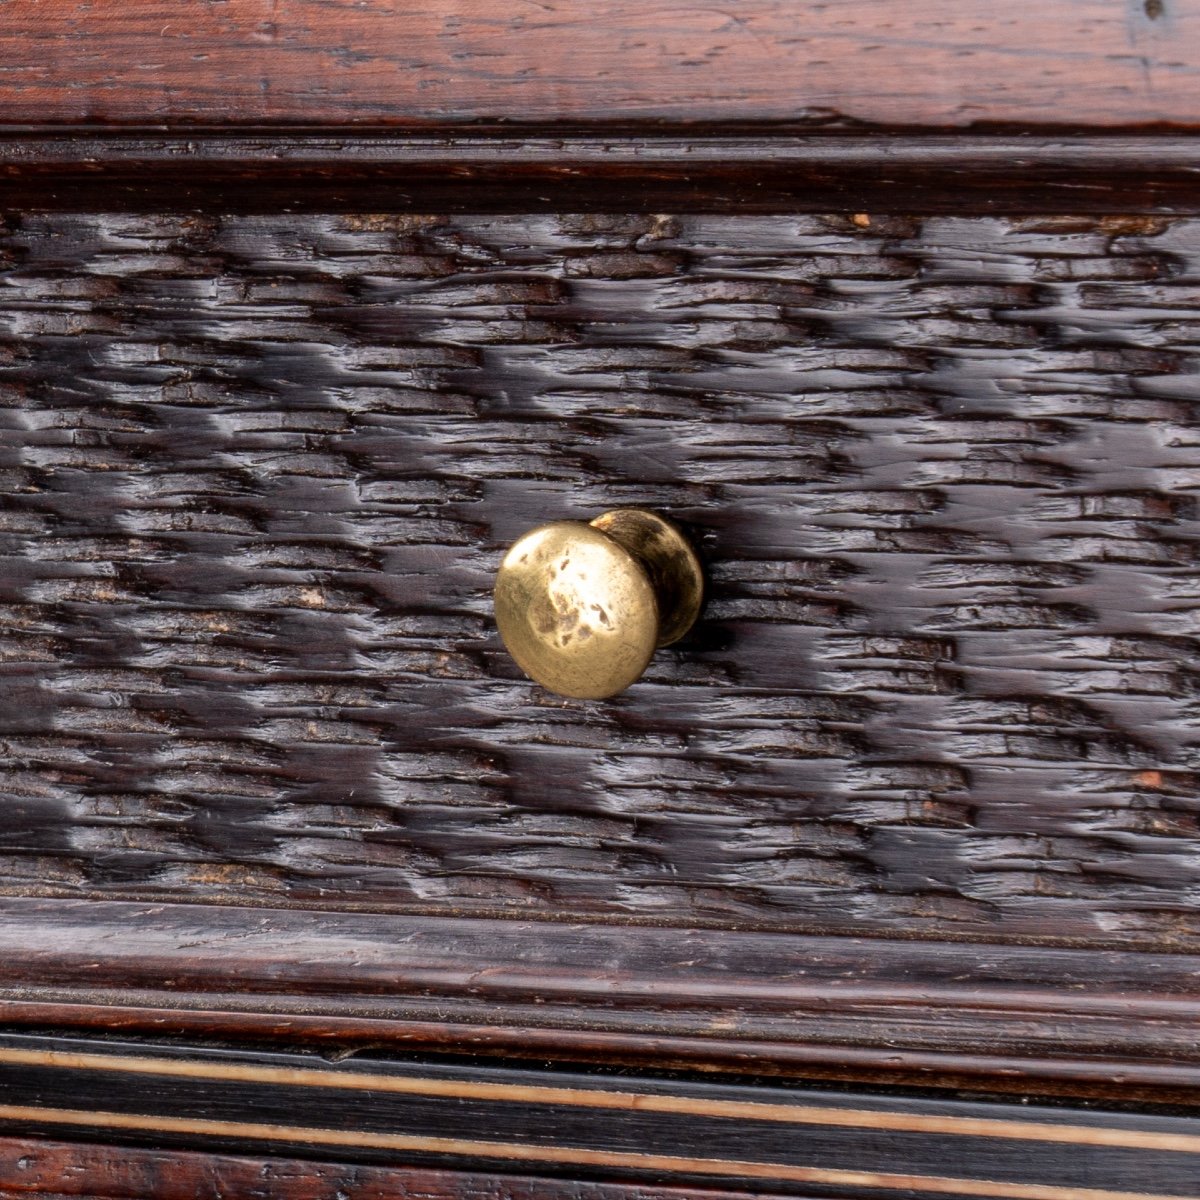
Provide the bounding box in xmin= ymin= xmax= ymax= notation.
xmin=588 ymin=509 xmax=705 ymax=647
xmin=494 ymin=510 xmax=703 ymax=699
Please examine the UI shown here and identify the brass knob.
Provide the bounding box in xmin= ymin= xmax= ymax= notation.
xmin=494 ymin=509 xmax=704 ymax=699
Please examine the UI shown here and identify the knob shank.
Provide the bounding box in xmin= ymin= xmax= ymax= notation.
xmin=494 ymin=509 xmax=703 ymax=699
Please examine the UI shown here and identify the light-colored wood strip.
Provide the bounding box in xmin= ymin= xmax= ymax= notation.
xmin=0 ymin=1102 xmax=1188 ymax=1200
xmin=0 ymin=1046 xmax=1197 ymax=1155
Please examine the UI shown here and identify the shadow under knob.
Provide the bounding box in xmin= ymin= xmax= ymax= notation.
xmin=493 ymin=508 xmax=704 ymax=699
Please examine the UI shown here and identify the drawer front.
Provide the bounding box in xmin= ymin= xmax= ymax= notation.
xmin=1 ymin=4 xmax=1198 ymax=1194
xmin=1 ymin=210 xmax=1195 ymax=946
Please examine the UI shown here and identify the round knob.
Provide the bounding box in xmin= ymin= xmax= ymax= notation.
xmin=494 ymin=509 xmax=704 ymax=699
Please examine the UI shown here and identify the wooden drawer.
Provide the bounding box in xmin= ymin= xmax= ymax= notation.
xmin=0 ymin=4 xmax=1199 ymax=1198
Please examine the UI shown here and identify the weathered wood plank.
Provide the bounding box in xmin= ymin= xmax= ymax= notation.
xmin=0 ymin=0 xmax=1197 ymax=129
xmin=0 ymin=1133 xmax=800 ymax=1200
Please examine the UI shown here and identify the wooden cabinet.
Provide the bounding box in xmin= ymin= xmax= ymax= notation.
xmin=0 ymin=3 xmax=1198 ymax=1197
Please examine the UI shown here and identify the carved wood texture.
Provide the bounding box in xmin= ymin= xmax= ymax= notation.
xmin=0 ymin=210 xmax=1197 ymax=945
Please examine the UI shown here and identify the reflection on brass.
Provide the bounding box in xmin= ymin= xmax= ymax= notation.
xmin=494 ymin=509 xmax=704 ymax=699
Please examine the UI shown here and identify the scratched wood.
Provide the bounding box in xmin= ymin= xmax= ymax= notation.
xmin=0 ymin=210 xmax=1197 ymax=947
xmin=0 ymin=0 xmax=1196 ymax=129
xmin=0 ymin=1135 xmax=800 ymax=1200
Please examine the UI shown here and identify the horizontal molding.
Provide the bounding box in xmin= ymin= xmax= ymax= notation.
xmin=0 ymin=131 xmax=1196 ymax=211
xmin=2 ymin=898 xmax=1199 ymax=1092
xmin=0 ymin=1032 xmax=1197 ymax=1199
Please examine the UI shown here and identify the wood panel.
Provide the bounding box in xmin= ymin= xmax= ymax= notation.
xmin=0 ymin=210 xmax=1197 ymax=946
xmin=0 ymin=1 xmax=1197 ymax=129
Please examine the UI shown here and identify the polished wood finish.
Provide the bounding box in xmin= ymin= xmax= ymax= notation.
xmin=0 ymin=0 xmax=1197 ymax=129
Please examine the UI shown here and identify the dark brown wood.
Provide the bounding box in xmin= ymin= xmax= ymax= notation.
xmin=2 ymin=133 xmax=1200 ymax=214
xmin=1 ymin=5 xmax=1198 ymax=1196
xmin=0 ymin=1032 xmax=1198 ymax=1199
xmin=0 ymin=1 xmax=1198 ymax=130
xmin=0 ymin=1134 xmax=804 ymax=1200
xmin=0 ymin=210 xmax=1196 ymax=948
xmin=1 ymin=898 xmax=1199 ymax=1095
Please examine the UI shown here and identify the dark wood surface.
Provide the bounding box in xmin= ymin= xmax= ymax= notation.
xmin=0 ymin=1032 xmax=1197 ymax=1199
xmin=0 ymin=1136 xmax=805 ymax=1200
xmin=0 ymin=0 xmax=1198 ymax=129
xmin=4 ymin=133 xmax=1200 ymax=215
xmin=2 ymin=898 xmax=1200 ymax=1095
xmin=0 ymin=209 xmax=1196 ymax=947
xmin=2 ymin=5 xmax=1198 ymax=1196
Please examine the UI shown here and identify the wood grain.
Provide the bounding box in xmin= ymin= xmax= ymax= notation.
xmin=0 ymin=1 xmax=1198 ymax=129
xmin=0 ymin=1134 xmax=806 ymax=1200
xmin=0 ymin=210 xmax=1196 ymax=947
xmin=1 ymin=898 xmax=1200 ymax=1093
xmin=2 ymin=9 xmax=1197 ymax=1196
